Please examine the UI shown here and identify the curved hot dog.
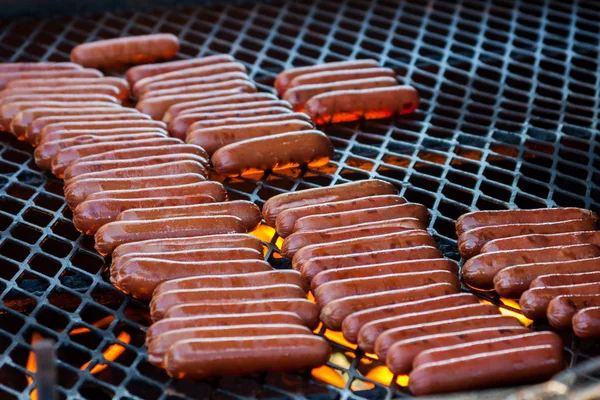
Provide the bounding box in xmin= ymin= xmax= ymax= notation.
xmin=547 ymin=295 xmax=600 ymax=329
xmin=572 ymin=306 xmax=600 ymax=338
xmin=520 ymin=283 xmax=600 ymax=320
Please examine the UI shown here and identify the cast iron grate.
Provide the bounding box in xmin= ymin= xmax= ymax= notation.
xmin=0 ymin=0 xmax=599 ymax=398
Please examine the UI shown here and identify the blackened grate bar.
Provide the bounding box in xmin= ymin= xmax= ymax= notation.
xmin=0 ymin=0 xmax=599 ymax=399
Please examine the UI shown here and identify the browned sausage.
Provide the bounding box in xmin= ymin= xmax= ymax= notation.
xmin=412 ymin=331 xmax=563 ymax=370
xmin=51 ymin=137 xmax=182 ymax=177
xmin=73 ymin=196 xmax=216 ymax=234
xmin=358 ymin=304 xmax=499 ymax=353
xmin=140 ymin=79 xmax=255 ymax=100
xmin=375 ymin=315 xmax=523 ymax=360
xmin=164 ymin=335 xmax=331 ymax=379
xmin=1 ymin=84 xmax=123 ymax=104
xmin=71 ymin=34 xmax=179 ymax=69
xmin=276 ymin=194 xmax=406 ymax=238
xmin=126 ymin=54 xmax=235 ymax=85
xmin=281 ymin=217 xmax=426 ymax=259
xmin=132 ymin=62 xmax=247 ymax=97
xmin=301 ymin=245 xmax=443 ymax=281
xmin=39 ymin=127 xmax=168 ymax=146
xmin=64 ymin=173 xmax=206 ymax=208
xmin=385 ymin=326 xmax=530 ymax=375
xmin=547 ymin=294 xmax=600 ymax=329
xmin=111 ymin=233 xmax=263 ymax=260
xmin=462 ymin=244 xmax=600 ymax=290
xmin=520 ymin=283 xmax=600 ymax=320
xmin=284 ymin=77 xmax=398 ymax=112
xmin=187 ymin=121 xmax=315 ymax=155
xmin=458 ymin=219 xmax=598 ymax=259
xmin=289 ymin=67 xmax=397 ymax=89
xmin=342 ymin=293 xmax=480 ymax=344
xmin=94 ymin=215 xmax=246 ymax=255
xmin=275 ymin=59 xmax=380 ymax=95
xmin=163 ymin=298 xmax=319 ymax=328
xmin=65 ymin=159 xmax=207 ymax=185
xmin=211 ymin=131 xmax=334 ymax=177
xmin=153 ymin=270 xmax=308 ymax=296
xmin=6 ymin=77 xmax=130 ymax=102
xmin=35 ymin=132 xmax=169 ymax=170
xmin=408 ymin=345 xmax=564 ymax=396
xmin=263 ymin=179 xmax=398 ymax=226
xmin=64 ymin=151 xmax=208 ymax=181
xmin=150 ymin=284 xmax=307 ymax=319
xmin=115 ymin=200 xmax=261 ymax=231
xmin=456 ymin=208 xmax=598 ymax=236
xmin=305 ymin=86 xmax=419 ymax=124
xmin=149 ymin=324 xmax=312 ymax=368
xmin=320 ymin=283 xmax=459 ymax=331
xmin=313 ymin=258 xmax=459 ymax=291
xmin=0 ymin=62 xmax=82 ymax=73
xmin=0 ymin=68 xmax=103 ymax=90
xmin=292 ymin=230 xmax=436 ymax=272
xmin=0 ymin=94 xmax=119 ymax=110
xmin=314 ymin=270 xmax=460 ymax=307
xmin=40 ymin=120 xmax=168 ymax=144
xmin=572 ymin=307 xmax=600 ymax=338
xmin=111 ymin=258 xmax=271 ymax=299
xmin=164 ymin=93 xmax=283 ymax=123
xmin=482 ymin=231 xmax=600 ymax=253
xmin=137 ymin=87 xmax=254 ymax=120
xmin=293 ymin=203 xmax=428 ymax=233
xmin=494 ymin=257 xmax=600 ymax=298
xmin=85 ymin=181 xmax=226 ymax=204
xmin=531 ymin=271 xmax=600 ymax=289
xmin=136 ymin=71 xmax=249 ymax=96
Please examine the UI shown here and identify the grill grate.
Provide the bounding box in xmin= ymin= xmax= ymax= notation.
xmin=0 ymin=0 xmax=599 ymax=399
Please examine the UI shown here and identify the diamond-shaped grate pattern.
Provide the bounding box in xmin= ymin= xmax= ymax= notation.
xmin=0 ymin=0 xmax=599 ymax=399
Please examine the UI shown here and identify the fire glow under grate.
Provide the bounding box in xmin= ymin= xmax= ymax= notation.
xmin=0 ymin=0 xmax=599 ymax=398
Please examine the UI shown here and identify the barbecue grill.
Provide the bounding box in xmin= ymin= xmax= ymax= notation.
xmin=0 ymin=0 xmax=599 ymax=398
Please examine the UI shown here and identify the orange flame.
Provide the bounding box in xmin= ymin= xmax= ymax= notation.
xmin=396 ymin=375 xmax=409 ymax=387
xmin=26 ymin=332 xmax=44 ymax=400
xmin=80 ymin=332 xmax=131 ymax=374
xmin=324 ymin=330 xmax=357 ymax=350
xmin=480 ymin=299 xmax=533 ymax=327
xmin=365 ymin=366 xmax=394 ymax=385
xmin=311 ymin=365 xmax=347 ymax=388
xmin=248 ymin=223 xmax=280 ymax=253
xmin=69 ymin=316 xmax=115 ymax=335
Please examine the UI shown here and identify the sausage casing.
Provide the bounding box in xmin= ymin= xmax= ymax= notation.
xmin=481 ymin=231 xmax=600 ymax=253
xmin=0 ymin=68 xmax=103 ymax=90
xmin=289 ymin=67 xmax=397 ymax=89
xmin=172 ymin=93 xmax=283 ymax=119
xmin=520 ymin=283 xmax=600 ymax=320
xmin=547 ymin=294 xmax=600 ymax=329
xmin=0 ymin=62 xmax=82 ymax=73
xmin=7 ymin=77 xmax=129 ymax=102
xmin=85 ymin=181 xmax=226 ymax=204
xmin=572 ymin=306 xmax=600 ymax=338
xmin=530 ymin=271 xmax=600 ymax=289
xmin=137 ymin=71 xmax=248 ymax=96
xmin=140 ymin=78 xmax=255 ymax=100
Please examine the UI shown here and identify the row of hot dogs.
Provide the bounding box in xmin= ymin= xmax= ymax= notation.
xmin=457 ymin=208 xmax=600 ymax=337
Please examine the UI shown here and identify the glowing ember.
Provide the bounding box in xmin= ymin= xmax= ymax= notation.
xmin=324 ymin=330 xmax=357 ymax=350
xmin=80 ymin=332 xmax=131 ymax=374
xmin=365 ymin=366 xmax=394 ymax=385
xmin=26 ymin=332 xmax=43 ymax=400
xmin=396 ymin=375 xmax=409 ymax=387
xmin=311 ymin=365 xmax=347 ymax=388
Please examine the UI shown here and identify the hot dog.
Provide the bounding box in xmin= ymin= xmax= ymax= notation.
xmin=136 ymin=71 xmax=249 ymax=96
xmin=385 ymin=326 xmax=531 ymax=375
xmin=111 ymin=233 xmax=263 ymax=260
xmin=520 ymin=283 xmax=600 ymax=320
xmin=73 ymin=196 xmax=216 ymax=234
xmin=40 ymin=119 xmax=167 ymax=139
xmin=292 ymin=230 xmax=436 ymax=272
xmin=456 ymin=207 xmax=598 ymax=236
xmin=572 ymin=306 xmax=600 ymax=338
xmin=187 ymin=121 xmax=315 ymax=155
xmin=115 ymin=200 xmax=261 ymax=231
xmin=358 ymin=304 xmax=499 ymax=353
xmin=0 ymin=94 xmax=119 ymax=111
xmin=289 ymin=67 xmax=397 ymax=89
xmin=1 ymin=84 xmax=124 ymax=104
xmin=0 ymin=62 xmax=82 ymax=72
xmin=301 ymin=245 xmax=443 ymax=281
xmin=462 ymin=244 xmax=600 ymax=290
xmin=85 ymin=181 xmax=226 ymax=203
xmin=140 ymin=79 xmax=255 ymax=100
xmin=163 ymin=298 xmax=319 ymax=328
xmin=112 ymin=258 xmax=271 ymax=299
xmin=6 ymin=77 xmax=129 ymax=102
xmin=312 ymin=258 xmax=459 ymax=291
xmin=153 ymin=270 xmax=308 ymax=296
xmin=408 ymin=345 xmax=564 ymax=396
xmin=275 ymin=59 xmax=380 ymax=95
xmin=126 ymin=54 xmax=235 ymax=85
xmin=320 ymin=283 xmax=459 ymax=330
xmin=281 ymin=218 xmax=426 ymax=259
xmin=284 ymin=77 xmax=398 ymax=111
xmin=293 ymin=203 xmax=429 ymax=233
xmin=263 ymin=179 xmax=398 ymax=226
xmin=481 ymin=231 xmax=600 ymax=253
xmin=211 ymin=131 xmax=334 ymax=177
xmin=94 ymin=215 xmax=246 ymax=255
xmin=0 ymin=68 xmax=103 ymax=90
xmin=64 ymin=173 xmax=207 ymax=208
xmin=494 ymin=257 xmax=600 ymax=298
xmin=547 ymin=294 xmax=600 ymax=329
xmin=51 ymin=137 xmax=182 ymax=177
xmin=375 ymin=315 xmax=523 ymax=360
xmin=164 ymin=335 xmax=331 ymax=379
xmin=458 ymin=219 xmax=598 ymax=259
xmin=132 ymin=62 xmax=247 ymax=97
xmin=71 ymin=34 xmax=179 ymax=69
xmin=342 ymin=293 xmax=480 ymax=344
xmin=305 ymin=85 xmax=419 ymax=124
xmin=149 ymin=324 xmax=312 ymax=368
xmin=150 ymin=284 xmax=307 ymax=319
xmin=314 ymin=270 xmax=460 ymax=307
xmin=531 ymin=271 xmax=600 ymax=288
xmin=276 ymin=194 xmax=406 ymax=238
